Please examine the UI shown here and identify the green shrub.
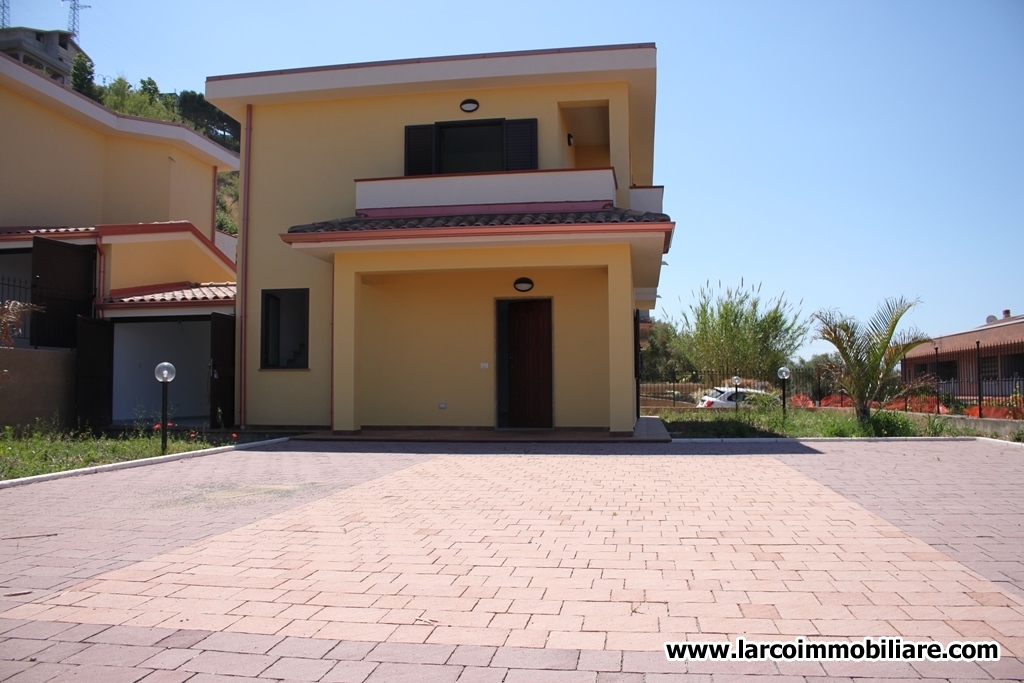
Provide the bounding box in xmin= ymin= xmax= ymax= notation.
xmin=1012 ymin=428 xmax=1024 ymax=443
xmin=869 ymin=411 xmax=919 ymax=437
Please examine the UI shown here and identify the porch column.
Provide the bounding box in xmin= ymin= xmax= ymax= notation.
xmin=607 ymin=248 xmax=636 ymax=434
xmin=332 ymin=258 xmax=360 ymax=432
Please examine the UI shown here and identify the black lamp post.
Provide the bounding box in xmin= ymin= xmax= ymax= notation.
xmin=778 ymin=366 xmax=791 ymax=418
xmin=155 ymin=362 xmax=176 ymax=454
xmin=732 ymin=373 xmax=742 ymax=414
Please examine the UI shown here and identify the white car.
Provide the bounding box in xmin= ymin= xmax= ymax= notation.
xmin=697 ymin=387 xmax=771 ymax=408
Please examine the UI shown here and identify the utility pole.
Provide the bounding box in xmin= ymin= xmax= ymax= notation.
xmin=1 ymin=0 xmax=11 ymax=29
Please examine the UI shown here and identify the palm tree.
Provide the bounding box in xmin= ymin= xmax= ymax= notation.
xmin=812 ymin=297 xmax=931 ymax=423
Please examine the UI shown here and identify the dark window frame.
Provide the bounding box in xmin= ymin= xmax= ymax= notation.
xmin=260 ymin=288 xmax=309 ymax=370
xmin=405 ymin=118 xmax=538 ymax=177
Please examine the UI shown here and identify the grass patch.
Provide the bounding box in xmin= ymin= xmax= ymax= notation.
xmin=0 ymin=424 xmax=235 ymax=481
xmin=657 ymin=406 xmax=922 ymax=439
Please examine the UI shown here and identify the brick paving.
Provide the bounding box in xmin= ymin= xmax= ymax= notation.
xmin=1 ymin=438 xmax=1022 ymax=680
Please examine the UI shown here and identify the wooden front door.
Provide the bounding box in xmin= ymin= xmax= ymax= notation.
xmin=498 ymin=299 xmax=553 ymax=428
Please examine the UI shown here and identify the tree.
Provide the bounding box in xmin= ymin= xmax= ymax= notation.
xmin=640 ymin=319 xmax=691 ymax=381
xmin=677 ymin=280 xmax=808 ymax=379
xmin=100 ymin=76 xmax=182 ymax=123
xmin=812 ymin=297 xmax=931 ymax=423
xmin=177 ymin=90 xmax=241 ymax=152
xmin=71 ymin=53 xmax=100 ymax=102
xmin=215 ymin=171 xmax=239 ymax=235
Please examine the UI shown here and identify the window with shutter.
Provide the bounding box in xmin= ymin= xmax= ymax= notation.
xmin=404 ymin=125 xmax=435 ymax=176
xmin=405 ymin=119 xmax=538 ymax=176
xmin=504 ymin=119 xmax=538 ymax=171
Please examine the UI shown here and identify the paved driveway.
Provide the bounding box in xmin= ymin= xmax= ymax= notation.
xmin=1 ymin=439 xmax=1022 ymax=681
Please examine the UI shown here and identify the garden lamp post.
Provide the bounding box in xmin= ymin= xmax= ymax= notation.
xmin=778 ymin=366 xmax=791 ymax=418
xmin=732 ymin=374 xmax=742 ymax=414
xmin=154 ymin=362 xmax=176 ymax=454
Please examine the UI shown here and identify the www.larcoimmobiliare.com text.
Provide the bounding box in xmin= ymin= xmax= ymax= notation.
xmin=665 ymin=637 xmax=1000 ymax=662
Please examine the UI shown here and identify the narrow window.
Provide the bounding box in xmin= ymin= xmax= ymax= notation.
xmin=261 ymin=289 xmax=308 ymax=369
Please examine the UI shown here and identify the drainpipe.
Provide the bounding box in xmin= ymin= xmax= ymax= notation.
xmin=239 ymin=105 xmax=253 ymax=428
xmin=94 ymin=235 xmax=104 ymax=318
xmin=211 ymin=165 xmax=218 ymax=242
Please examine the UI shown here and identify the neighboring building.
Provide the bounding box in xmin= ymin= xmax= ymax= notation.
xmin=207 ymin=43 xmax=674 ymax=434
xmin=903 ymin=309 xmax=1024 ymax=399
xmin=0 ymin=53 xmax=240 ymax=428
xmin=0 ymin=27 xmax=86 ymax=86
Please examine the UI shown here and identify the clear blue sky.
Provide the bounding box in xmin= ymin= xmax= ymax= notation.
xmin=13 ymin=0 xmax=1023 ymax=357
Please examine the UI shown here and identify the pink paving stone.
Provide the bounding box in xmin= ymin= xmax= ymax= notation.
xmin=136 ymin=672 xmax=194 ymax=683
xmin=367 ymin=642 xmax=456 ymax=664
xmin=594 ymin=674 xmax=644 ymax=683
xmin=363 ymin=662 xmax=462 ymax=683
xmin=62 ymin=643 xmax=163 ymax=667
xmin=1 ymin=637 xmax=55 ymax=659
xmin=490 ymin=645 xmax=580 ymax=669
xmin=325 ymin=640 xmax=378 ymax=660
xmin=455 ymin=666 xmax=508 ymax=683
xmin=138 ymin=647 xmax=200 ymax=670
xmin=267 ymin=635 xmax=339 ymax=659
xmin=31 ymin=640 xmax=89 ymax=663
xmin=577 ymin=649 xmax=622 ymax=671
xmin=46 ymin=664 xmax=151 ymax=683
xmin=321 ymin=660 xmax=379 ymax=683
xmin=447 ymin=645 xmax=497 ymax=667
xmin=3 ymin=621 xmax=77 ymax=640
xmin=193 ymin=630 xmax=282 ymax=654
xmin=504 ymin=670 xmax=597 ymax=683
xmin=261 ymin=656 xmax=336 ymax=680
xmin=179 ymin=650 xmax=276 ymax=677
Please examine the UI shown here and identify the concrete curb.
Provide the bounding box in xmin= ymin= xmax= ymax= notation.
xmin=671 ymin=436 xmax=980 ymax=444
xmin=975 ymin=436 xmax=1024 ymax=449
xmin=0 ymin=437 xmax=292 ymax=490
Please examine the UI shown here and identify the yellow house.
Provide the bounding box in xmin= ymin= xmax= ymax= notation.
xmin=0 ymin=53 xmax=240 ymax=427
xmin=206 ymin=44 xmax=673 ymax=435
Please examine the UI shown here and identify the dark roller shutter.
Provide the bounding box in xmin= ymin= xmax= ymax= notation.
xmin=405 ymin=124 xmax=435 ymax=176
xmin=76 ymin=316 xmax=113 ymax=429
xmin=504 ymin=119 xmax=538 ymax=171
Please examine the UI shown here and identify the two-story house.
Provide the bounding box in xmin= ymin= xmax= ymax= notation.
xmin=0 ymin=52 xmax=239 ymax=428
xmin=206 ymin=44 xmax=674 ymax=436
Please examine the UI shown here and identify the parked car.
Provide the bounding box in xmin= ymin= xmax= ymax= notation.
xmin=697 ymin=387 xmax=772 ymax=409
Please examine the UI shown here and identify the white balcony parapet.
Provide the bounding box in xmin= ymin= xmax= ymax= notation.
xmin=355 ymin=168 xmax=617 ymax=214
xmin=629 ymin=186 xmax=663 ymax=214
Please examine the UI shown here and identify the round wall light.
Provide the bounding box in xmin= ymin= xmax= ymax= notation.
xmin=513 ymin=277 xmax=534 ymax=292
xmin=460 ymin=98 xmax=479 ymax=112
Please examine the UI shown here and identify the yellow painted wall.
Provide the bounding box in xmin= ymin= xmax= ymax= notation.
xmin=0 ymin=87 xmax=105 ymax=226
xmin=357 ymin=267 xmax=609 ymax=428
xmin=241 ymin=82 xmax=634 ymax=426
xmin=170 ymin=153 xmax=215 ymax=238
xmin=101 ymin=139 xmax=172 ymax=225
xmin=575 ymin=146 xmax=611 ymax=168
xmin=0 ymin=83 xmax=217 ymax=232
xmin=108 ymin=239 xmax=233 ymax=291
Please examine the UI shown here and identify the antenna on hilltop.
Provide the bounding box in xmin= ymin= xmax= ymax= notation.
xmin=1 ymin=0 xmax=11 ymax=29
xmin=63 ymin=0 xmax=91 ymax=38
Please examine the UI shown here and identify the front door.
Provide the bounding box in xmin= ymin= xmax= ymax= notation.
xmin=209 ymin=313 xmax=235 ymax=428
xmin=497 ymin=299 xmax=552 ymax=428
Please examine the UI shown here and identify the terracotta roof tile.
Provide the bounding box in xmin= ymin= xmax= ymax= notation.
xmin=107 ymin=282 xmax=235 ymax=304
xmin=288 ymin=207 xmax=672 ymax=235
xmin=0 ymin=226 xmax=96 ymax=235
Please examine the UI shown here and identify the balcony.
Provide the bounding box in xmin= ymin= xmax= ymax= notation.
xmin=355 ymin=168 xmax=618 ymax=216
